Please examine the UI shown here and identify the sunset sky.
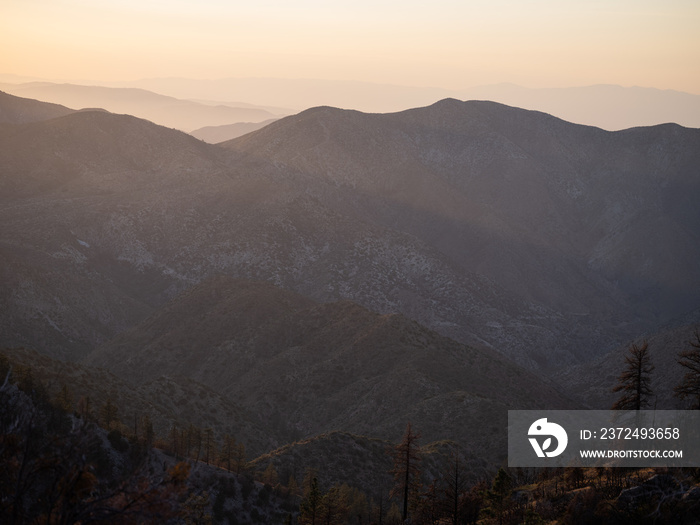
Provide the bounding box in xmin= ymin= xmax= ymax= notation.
xmin=2 ymin=0 xmax=699 ymax=94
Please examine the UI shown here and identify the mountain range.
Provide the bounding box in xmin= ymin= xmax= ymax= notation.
xmin=111 ymin=77 xmax=700 ymax=130
xmin=2 ymin=90 xmax=699 ymax=367
xmin=0 ymin=82 xmax=288 ymax=132
xmin=1 ymin=89 xmax=699 ymax=463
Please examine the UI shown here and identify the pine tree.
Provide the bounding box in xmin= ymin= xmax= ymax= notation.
xmin=674 ymin=330 xmax=700 ymax=409
xmin=390 ymin=422 xmax=422 ymax=523
xmin=612 ymin=340 xmax=654 ymax=410
xmin=300 ymin=476 xmax=322 ymax=525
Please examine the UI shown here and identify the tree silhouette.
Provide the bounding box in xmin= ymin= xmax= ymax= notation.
xmin=443 ymin=451 xmax=468 ymax=525
xmin=390 ymin=422 xmax=421 ymax=523
xmin=674 ymin=330 xmax=700 ymax=409
xmin=612 ymin=340 xmax=654 ymax=410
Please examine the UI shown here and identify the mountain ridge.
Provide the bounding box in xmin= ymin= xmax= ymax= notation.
xmin=220 ymin=98 xmax=700 ymax=364
xmin=0 ymin=82 xmax=286 ymax=132
xmin=0 ymin=90 xmax=75 ymax=124
xmin=113 ymin=77 xmax=700 ymax=129
xmin=1 ymin=94 xmax=699 ymax=372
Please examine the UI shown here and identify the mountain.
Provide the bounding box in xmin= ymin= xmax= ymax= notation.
xmin=84 ymin=275 xmax=578 ymax=459
xmin=457 ymin=83 xmax=700 ymax=131
xmin=221 ymin=99 xmax=700 ymax=366
xmin=117 ymin=77 xmax=700 ymax=129
xmin=0 ymin=108 xmax=227 ymax=359
xmin=0 ymin=90 xmax=74 ymax=123
xmin=189 ymin=119 xmax=279 ymax=143
xmin=116 ymin=76 xmax=448 ymax=113
xmin=0 ymin=82 xmax=283 ymax=131
xmin=1 ymin=96 xmax=699 ymax=373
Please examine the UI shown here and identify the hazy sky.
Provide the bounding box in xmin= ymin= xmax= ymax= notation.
xmin=2 ymin=0 xmax=699 ymax=93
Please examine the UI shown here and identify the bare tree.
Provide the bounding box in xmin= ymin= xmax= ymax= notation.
xmin=674 ymin=330 xmax=700 ymax=409
xmin=612 ymin=340 xmax=654 ymax=410
xmin=390 ymin=422 xmax=422 ymax=523
xmin=444 ymin=451 xmax=468 ymax=525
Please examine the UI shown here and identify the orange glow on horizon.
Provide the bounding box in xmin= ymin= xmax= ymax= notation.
xmin=1 ymin=0 xmax=698 ymax=94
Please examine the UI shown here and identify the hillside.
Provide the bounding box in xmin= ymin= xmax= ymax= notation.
xmin=249 ymin=432 xmax=491 ymax=497
xmin=85 ymin=275 xmax=579 ymax=460
xmin=1 ymin=347 xmax=276 ymax=457
xmin=222 ymin=99 xmax=700 ymax=366
xmin=0 ymin=108 xmax=228 ymax=358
